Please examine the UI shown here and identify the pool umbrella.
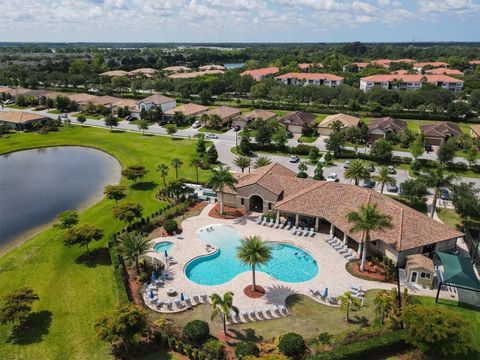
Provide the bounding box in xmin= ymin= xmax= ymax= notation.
xmin=180 ymin=293 xmax=185 ymax=301
xmin=149 ymin=290 xmax=154 ymax=299
xmin=151 ymin=271 xmax=157 ymax=282
xmin=164 ymin=249 xmax=168 ymax=258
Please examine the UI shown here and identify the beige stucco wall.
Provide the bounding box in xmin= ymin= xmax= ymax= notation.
xmin=406 ymin=267 xmax=434 ymax=287
xmin=318 ymin=126 xmax=332 ymax=136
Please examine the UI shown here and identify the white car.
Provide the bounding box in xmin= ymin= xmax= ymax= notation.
xmin=326 ymin=173 xmax=339 ymax=182
xmin=289 ymin=155 xmax=300 ymax=163
xmin=205 ymin=133 xmax=218 ymax=139
xmin=192 ymin=120 xmax=202 ymax=129
xmin=3 ymin=99 xmax=15 ymax=105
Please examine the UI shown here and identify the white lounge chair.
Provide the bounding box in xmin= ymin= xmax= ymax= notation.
xmin=303 ymin=227 xmax=309 ymax=236
xmin=261 ymin=217 xmax=267 ymax=225
xmin=274 ymin=219 xmax=280 ymax=228
xmin=266 ymin=306 xmax=279 ymax=318
xmin=240 ymin=312 xmax=250 ymax=323
xmin=333 ymin=242 xmax=344 ymax=250
xmin=256 ymin=216 xmax=262 ymax=224
xmin=308 ymin=227 xmax=315 ymax=237
xmin=338 ymin=246 xmax=349 ymax=254
xmin=276 ymin=305 xmax=289 ymax=316
xmin=309 ymin=288 xmax=321 ymax=297
xmin=327 ymin=236 xmax=337 ymax=244
xmin=268 ymin=219 xmax=274 ymax=227
xmin=285 ymin=221 xmax=292 ymax=230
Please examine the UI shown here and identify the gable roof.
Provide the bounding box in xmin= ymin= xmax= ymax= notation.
xmin=414 ymin=61 xmax=449 ymax=68
xmin=0 ymin=111 xmax=48 ymax=124
xmin=406 ymin=254 xmax=434 ymax=272
xmin=164 ymin=103 xmax=208 ymax=117
xmin=162 ymin=66 xmax=191 ymax=72
xmin=275 ymin=72 xmax=343 ymax=81
xmin=420 ymin=122 xmax=462 ymax=138
xmin=234 ymin=109 xmax=277 ymax=123
xmin=100 ymin=70 xmax=129 ymax=77
xmin=137 ymin=94 xmax=175 ymax=105
xmin=129 ymin=68 xmax=157 ymax=76
xmin=199 ymin=64 xmax=225 ymax=71
xmin=471 ymin=124 xmax=480 ymax=137
xmin=240 ymin=67 xmax=279 ymax=79
xmin=361 ymin=74 xmax=463 ymax=84
xmin=205 ymin=106 xmax=241 ymax=120
xmin=279 ymin=111 xmax=317 ymax=127
xmin=426 ymin=68 xmax=464 ymax=76
xmin=319 ymin=113 xmax=360 ymax=129
xmin=368 ymin=117 xmax=407 ymax=133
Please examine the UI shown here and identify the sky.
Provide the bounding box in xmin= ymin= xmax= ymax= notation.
xmin=0 ymin=0 xmax=479 ymax=43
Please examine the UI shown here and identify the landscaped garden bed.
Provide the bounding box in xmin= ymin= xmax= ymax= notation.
xmin=208 ymin=204 xmax=247 ymax=219
xmin=346 ymin=257 xmax=397 ymax=283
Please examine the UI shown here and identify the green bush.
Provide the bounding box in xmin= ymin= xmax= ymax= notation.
xmin=163 ymin=219 xmax=178 ymax=234
xmin=307 ymin=330 xmax=408 ymax=360
xmin=278 ymin=332 xmax=306 ymax=357
xmin=203 ymin=338 xmax=225 ymax=359
xmin=183 ymin=320 xmax=210 ymax=345
xmin=235 ymin=341 xmax=260 ymax=359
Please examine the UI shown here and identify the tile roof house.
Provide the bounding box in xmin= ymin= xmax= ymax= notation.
xmin=469 ymin=60 xmax=480 ymax=66
xmin=405 ymin=254 xmax=435 ymax=287
xmin=167 ymin=70 xmax=224 ymax=79
xmin=232 ymin=109 xmax=277 ymax=129
xmin=0 ymin=111 xmax=49 ymax=130
xmin=136 ymin=94 xmax=176 ymax=114
xmin=276 ymin=73 xmax=343 ymax=88
xmin=222 ymin=162 xmax=462 ymax=266
xmin=278 ymin=111 xmax=317 ymax=134
xmin=426 ymin=68 xmax=464 ymax=76
xmin=298 ymin=63 xmax=324 ymax=72
xmin=470 ymin=124 xmax=480 ymax=140
xmin=240 ymin=67 xmax=279 ymax=81
xmin=368 ymin=117 xmax=407 ymax=141
xmin=413 ymin=61 xmax=449 ymax=72
xmin=162 ymin=66 xmax=192 ymax=73
xmin=318 ymin=113 xmax=360 ymax=135
xmin=420 ymin=122 xmax=462 ymax=145
xmin=204 ymin=106 xmax=242 ymax=125
xmin=199 ymin=64 xmax=225 ymax=71
xmin=100 ymin=70 xmax=130 ymax=77
xmin=129 ymin=68 xmax=158 ymax=77
xmin=360 ymin=74 xmax=463 ymax=92
xmin=343 ymin=62 xmax=369 ymax=72
xmin=163 ymin=103 xmax=208 ymax=121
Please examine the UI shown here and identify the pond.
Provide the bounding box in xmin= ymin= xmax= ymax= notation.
xmin=224 ymin=62 xmax=245 ymax=69
xmin=0 ymin=146 xmax=121 ymax=250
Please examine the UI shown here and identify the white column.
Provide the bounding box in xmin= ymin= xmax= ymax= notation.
xmin=343 ymin=233 xmax=348 ymax=245
xmin=295 ymin=214 xmax=299 ymax=227
xmin=330 ymin=223 xmax=335 ymax=235
xmin=314 ymin=217 xmax=319 ymax=231
xmin=357 ymin=242 xmax=363 ymax=259
xmin=276 ymin=210 xmax=280 ymax=220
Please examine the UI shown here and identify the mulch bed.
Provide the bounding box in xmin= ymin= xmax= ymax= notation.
xmin=126 ymin=272 xmax=143 ymax=306
xmin=346 ymin=260 xmax=394 ymax=283
xmin=243 ymin=285 xmax=266 ymax=298
xmin=208 ymin=204 xmax=247 ymax=219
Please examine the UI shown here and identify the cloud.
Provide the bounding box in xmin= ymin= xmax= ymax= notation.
xmin=418 ymin=0 xmax=480 ymax=13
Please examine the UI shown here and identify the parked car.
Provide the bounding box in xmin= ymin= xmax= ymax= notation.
xmin=60 ymin=113 xmax=69 ymax=119
xmin=362 ymin=179 xmax=376 ymax=188
xmin=327 ymin=173 xmax=339 ymax=182
xmin=232 ymin=125 xmax=241 ymax=132
xmin=3 ymin=99 xmax=15 ymax=105
xmin=367 ymin=164 xmax=375 ymax=172
xmin=387 ymin=183 xmax=398 ymax=193
xmin=192 ymin=120 xmax=202 ymax=129
xmin=440 ymin=188 xmax=450 ymax=200
xmin=387 ymin=165 xmax=396 ymax=174
xmin=205 ymin=133 xmax=218 ymax=139
xmin=425 ymin=144 xmax=433 ymax=153
xmin=289 ymin=155 xmax=300 ymax=163
xmin=343 ymin=160 xmax=350 ymax=169
xmin=125 ymin=115 xmax=134 ymax=121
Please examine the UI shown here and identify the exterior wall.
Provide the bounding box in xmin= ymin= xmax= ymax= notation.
xmin=368 ymin=132 xmax=386 ymax=141
xmin=434 ymin=238 xmax=458 ymax=252
xmin=424 ymin=136 xmax=444 ymax=146
xmin=278 ymin=78 xmax=342 ymax=88
xmin=376 ymin=241 xmax=400 ymax=264
xmin=318 ymin=126 xmax=332 ymax=136
xmin=223 ymin=193 xmax=238 ymax=208
xmin=360 ymin=79 xmax=463 ymax=92
xmin=138 ymin=100 xmax=176 ymax=113
xmin=280 ymin=123 xmax=303 ymax=134
xmin=406 ymin=267 xmax=434 ymax=287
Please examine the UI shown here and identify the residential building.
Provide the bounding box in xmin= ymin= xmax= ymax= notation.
xmin=99 ymin=70 xmax=130 ymax=77
xmin=162 ymin=66 xmax=192 ymax=73
xmin=469 ymin=60 xmax=480 ymax=66
xmin=163 ymin=103 xmax=208 ymax=122
xmin=298 ymin=63 xmax=324 ymax=72
xmin=371 ymin=59 xmax=416 ymax=68
xmin=0 ymin=111 xmax=49 ymax=130
xmin=405 ymin=254 xmax=435 ymax=287
xmin=470 ymin=124 xmax=480 ymax=140
xmin=343 ymin=62 xmax=369 ymax=72
xmin=413 ymin=61 xmax=449 ymax=72
xmin=359 ymin=74 xmax=464 ymax=92
xmin=167 ymin=70 xmax=224 ymax=79
xmin=240 ymin=67 xmax=279 ymax=81
xmin=129 ymin=68 xmax=157 ymax=77
xmin=275 ymin=73 xmax=343 ymax=88
xmin=136 ymin=94 xmax=176 ymax=115
xmin=204 ymin=106 xmax=242 ymax=125
xmin=222 ymin=162 xmax=463 ymax=266
xmin=318 ymin=113 xmax=359 ymax=136
xmin=232 ymin=109 xmax=277 ymax=129
xmin=368 ymin=117 xmax=407 ymax=141
xmin=420 ymin=122 xmax=462 ymax=146
xmin=278 ymin=111 xmax=317 ymax=134
xmin=426 ymin=68 xmax=464 ymax=76
xmin=199 ymin=64 xmax=225 ymax=71
xmin=390 ymin=70 xmax=410 ymax=75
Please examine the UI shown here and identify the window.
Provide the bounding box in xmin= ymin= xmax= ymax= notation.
xmin=241 ymin=198 xmax=244 ymax=206
xmin=268 ymin=203 xmax=272 ymax=210
xmin=420 ymin=272 xmax=431 ymax=279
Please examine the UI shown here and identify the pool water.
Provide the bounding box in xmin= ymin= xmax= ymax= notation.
xmin=185 ymin=225 xmax=318 ymax=286
xmin=154 ymin=241 xmax=174 ymax=254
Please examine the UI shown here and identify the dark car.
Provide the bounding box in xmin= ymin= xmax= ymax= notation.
xmin=440 ymin=188 xmax=450 ymax=200
xmin=362 ymin=179 xmax=376 ymax=188
xmin=425 ymin=144 xmax=433 ymax=153
xmin=233 ymin=125 xmax=241 ymax=132
xmin=387 ymin=183 xmax=398 ymax=193
xmin=367 ymin=164 xmax=375 ymax=172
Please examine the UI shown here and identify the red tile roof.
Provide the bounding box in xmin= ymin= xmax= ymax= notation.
xmin=426 ymin=68 xmax=464 ymax=76
xmin=361 ymin=74 xmax=463 ymax=84
xmin=240 ymin=67 xmax=279 ymax=79
xmin=276 ymin=72 xmax=343 ymax=81
xmin=414 ymin=61 xmax=449 ymax=68
xmin=298 ymin=63 xmax=324 ymax=70
xmin=420 ymin=122 xmax=462 ymax=138
xmin=371 ymin=59 xmax=416 ymax=67
xmin=469 ymin=60 xmax=480 ymax=65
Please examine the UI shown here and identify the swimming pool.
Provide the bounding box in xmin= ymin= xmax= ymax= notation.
xmin=185 ymin=225 xmax=318 ymax=285
xmin=153 ymin=241 xmax=174 ymax=254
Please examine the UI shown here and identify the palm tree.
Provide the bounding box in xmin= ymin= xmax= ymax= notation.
xmin=210 ymin=292 xmax=239 ymax=336
xmin=157 ymin=164 xmax=169 ymax=186
xmin=338 ymin=291 xmax=361 ymax=322
xmin=237 ymin=236 xmax=272 ymax=292
xmin=170 ymin=158 xmax=183 ymax=179
xmin=234 ymin=156 xmax=251 ymax=173
xmin=254 ymin=156 xmax=272 ymax=169
xmin=208 ymin=166 xmax=237 ymax=214
xmin=190 ymin=158 xmax=202 ymax=182
xmin=344 ymin=159 xmax=369 ymax=186
xmin=374 ymin=289 xmax=397 ymax=325
xmin=373 ymin=166 xmax=396 ymax=194
xmin=419 ymin=164 xmax=456 ymax=218
xmin=346 ymin=204 xmax=393 ymax=272
xmin=119 ymin=232 xmax=151 ymax=271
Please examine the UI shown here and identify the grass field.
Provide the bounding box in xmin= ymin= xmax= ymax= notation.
xmin=0 ymin=126 xmax=208 ymax=360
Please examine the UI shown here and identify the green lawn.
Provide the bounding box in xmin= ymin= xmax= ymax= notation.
xmin=436 ymin=208 xmax=462 ymax=228
xmin=0 ymin=126 xmax=208 ymax=359
xmin=199 ymin=127 xmax=228 ymax=134
xmin=298 ymin=135 xmax=318 ymax=143
xmin=6 ymin=104 xmax=30 ymax=109
xmin=47 ymin=109 xmax=63 ymax=114
xmin=138 ymin=351 xmax=182 ymax=360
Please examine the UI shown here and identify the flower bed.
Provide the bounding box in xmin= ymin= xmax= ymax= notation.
xmin=346 ymin=260 xmax=396 ymax=283
xmin=208 ymin=204 xmax=247 ymax=219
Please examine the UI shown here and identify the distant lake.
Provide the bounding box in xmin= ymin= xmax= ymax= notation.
xmin=224 ymin=62 xmax=245 ymax=69
xmin=0 ymin=146 xmax=121 ymax=250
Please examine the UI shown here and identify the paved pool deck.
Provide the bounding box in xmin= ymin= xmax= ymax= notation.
xmin=143 ymin=203 xmax=457 ymax=314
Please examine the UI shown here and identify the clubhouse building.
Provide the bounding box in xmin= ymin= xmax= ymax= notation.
xmin=222 ymin=163 xmax=463 ymax=266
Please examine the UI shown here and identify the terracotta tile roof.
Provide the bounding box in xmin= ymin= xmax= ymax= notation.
xmin=319 ymin=113 xmax=360 ymax=129
xmin=352 ymin=62 xmax=369 ymax=68
xmin=420 ymin=122 xmax=462 ymax=138
xmin=237 ymin=109 xmax=277 ymax=122
xmin=471 ymin=124 xmax=480 ymax=137
xmin=298 ymin=63 xmax=324 ymax=70
xmin=167 ymin=70 xmax=224 ymax=79
xmin=137 ymin=94 xmax=175 ymax=105
xmin=129 ymin=68 xmax=157 ymax=75
xmin=426 ymin=68 xmax=464 ymax=76
xmin=66 ymin=93 xmax=99 ymax=104
xmin=390 ymin=70 xmax=410 ymax=75
xmin=164 ymin=103 xmax=208 ymax=117
xmin=368 ymin=117 xmax=407 ymax=133
xmin=273 ymin=180 xmax=463 ymax=251
xmin=469 ymin=60 xmax=480 ymax=65
xmin=414 ymin=61 xmax=449 ymax=68
xmin=0 ymin=111 xmax=48 ymax=124
xmin=162 ymin=66 xmax=191 ymax=72
xmin=406 ymin=254 xmax=434 ymax=272
xmin=371 ymin=59 xmax=416 ymax=67
xmin=279 ymin=111 xmax=317 ymax=127
xmin=100 ymin=70 xmax=129 ymax=77
xmin=199 ymin=64 xmax=225 ymax=71
xmin=89 ymin=95 xmax=122 ymax=106
xmin=275 ymin=72 xmax=343 ymax=81
xmin=361 ymin=74 xmax=463 ymax=84
xmin=111 ymin=98 xmax=138 ymax=109
xmin=205 ymin=106 xmax=241 ymax=120
xmin=240 ymin=67 xmax=279 ymax=80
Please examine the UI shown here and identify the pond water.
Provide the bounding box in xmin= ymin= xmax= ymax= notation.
xmin=224 ymin=62 xmax=245 ymax=69
xmin=0 ymin=146 xmax=121 ymax=249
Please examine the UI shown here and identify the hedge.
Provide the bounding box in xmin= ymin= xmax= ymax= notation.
xmin=307 ymin=330 xmax=408 ymax=360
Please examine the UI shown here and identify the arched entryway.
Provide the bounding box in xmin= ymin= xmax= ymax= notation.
xmin=249 ymin=195 xmax=264 ymax=212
